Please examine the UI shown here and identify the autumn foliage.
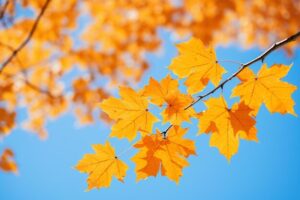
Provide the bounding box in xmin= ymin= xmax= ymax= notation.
xmin=76 ymin=36 xmax=298 ymax=190
xmin=0 ymin=0 xmax=299 ymax=190
xmin=0 ymin=148 xmax=18 ymax=174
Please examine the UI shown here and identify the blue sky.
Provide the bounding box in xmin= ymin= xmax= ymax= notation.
xmin=1 ymin=30 xmax=300 ymax=200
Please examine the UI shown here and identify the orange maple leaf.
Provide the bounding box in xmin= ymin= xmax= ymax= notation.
xmin=0 ymin=148 xmax=18 ymax=174
xmin=143 ymin=76 xmax=195 ymax=125
xmin=198 ymin=96 xmax=257 ymax=160
xmin=0 ymin=108 xmax=16 ymax=136
xmin=132 ymin=126 xmax=196 ymax=183
xmin=142 ymin=75 xmax=179 ymax=107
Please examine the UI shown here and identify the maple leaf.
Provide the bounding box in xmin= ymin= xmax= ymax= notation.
xmin=132 ymin=126 xmax=196 ymax=183
xmin=209 ymin=121 xmax=239 ymax=161
xmin=0 ymin=0 xmax=300 ymax=184
xmin=0 ymin=108 xmax=16 ymax=136
xmin=169 ymin=37 xmax=226 ymax=95
xmin=143 ymin=76 xmax=195 ymax=125
xmin=198 ymin=96 xmax=257 ymax=160
xmin=100 ymin=86 xmax=158 ymax=141
xmin=232 ymin=64 xmax=297 ymax=115
xmin=0 ymin=0 xmax=298 ymax=145
xmin=142 ymin=75 xmax=179 ymax=106
xmin=75 ymin=142 xmax=128 ymax=190
xmin=0 ymin=148 xmax=18 ymax=174
xmin=161 ymin=93 xmax=196 ymax=125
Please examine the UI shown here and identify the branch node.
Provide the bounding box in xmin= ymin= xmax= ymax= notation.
xmin=161 ymin=131 xmax=167 ymax=139
xmin=220 ymin=84 xmax=224 ymax=90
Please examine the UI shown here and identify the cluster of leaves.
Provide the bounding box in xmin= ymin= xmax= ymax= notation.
xmin=0 ymin=0 xmax=299 ymax=173
xmin=76 ymin=37 xmax=297 ymax=190
xmin=1 ymin=0 xmax=299 ymax=137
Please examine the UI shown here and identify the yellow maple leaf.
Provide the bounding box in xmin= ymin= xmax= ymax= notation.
xmin=198 ymin=96 xmax=257 ymax=160
xmin=75 ymin=142 xmax=128 ymax=190
xmin=169 ymin=37 xmax=226 ymax=95
xmin=142 ymin=74 xmax=179 ymax=106
xmin=209 ymin=121 xmax=239 ymax=161
xmin=100 ymin=86 xmax=158 ymax=141
xmin=132 ymin=126 xmax=196 ymax=183
xmin=143 ymin=76 xmax=195 ymax=125
xmin=232 ymin=64 xmax=297 ymax=115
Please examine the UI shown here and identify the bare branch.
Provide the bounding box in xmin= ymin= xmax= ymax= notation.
xmin=0 ymin=0 xmax=51 ymax=74
xmin=163 ymin=31 xmax=300 ymax=135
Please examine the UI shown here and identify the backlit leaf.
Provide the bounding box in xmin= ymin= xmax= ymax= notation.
xmin=198 ymin=96 xmax=257 ymax=160
xmin=232 ymin=64 xmax=297 ymax=115
xmin=75 ymin=142 xmax=128 ymax=190
xmin=132 ymin=126 xmax=196 ymax=183
xmin=100 ymin=86 xmax=158 ymax=141
xmin=169 ymin=37 xmax=226 ymax=94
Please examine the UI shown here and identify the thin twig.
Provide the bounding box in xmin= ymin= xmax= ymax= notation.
xmin=0 ymin=41 xmax=60 ymax=99
xmin=218 ymin=59 xmax=243 ymax=66
xmin=0 ymin=0 xmax=51 ymax=74
xmin=0 ymin=0 xmax=10 ymax=20
xmin=23 ymin=79 xmax=58 ymax=99
xmin=1 ymin=71 xmax=61 ymax=99
xmin=117 ymin=143 xmax=135 ymax=158
xmin=163 ymin=31 xmax=300 ymax=135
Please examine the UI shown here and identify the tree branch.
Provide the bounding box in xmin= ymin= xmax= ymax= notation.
xmin=23 ymin=78 xmax=59 ymax=99
xmin=0 ymin=41 xmax=60 ymax=99
xmin=163 ymin=31 xmax=300 ymax=135
xmin=0 ymin=0 xmax=51 ymax=74
xmin=0 ymin=0 xmax=10 ymax=20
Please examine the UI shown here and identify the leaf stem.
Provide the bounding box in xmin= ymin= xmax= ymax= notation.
xmin=218 ymin=59 xmax=243 ymax=66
